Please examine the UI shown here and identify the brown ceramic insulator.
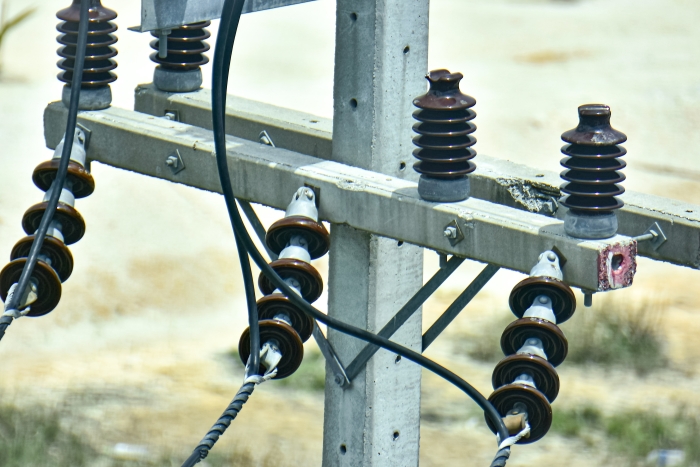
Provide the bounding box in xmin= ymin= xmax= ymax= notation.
xmin=485 ymin=383 xmax=552 ymax=444
xmin=238 ymin=319 xmax=304 ymax=379
xmin=412 ymin=69 xmax=477 ymax=180
xmin=492 ymin=354 xmax=560 ymax=403
xmin=256 ymin=293 xmax=315 ymax=343
xmin=509 ymin=276 xmax=576 ymax=324
xmin=33 ymin=160 xmax=95 ymax=199
xmin=11 ymin=236 xmax=74 ymax=282
xmin=57 ymin=0 xmax=118 ymax=88
xmin=266 ymin=216 xmax=330 ymax=260
xmin=0 ymin=258 xmax=62 ymax=317
xmin=150 ymin=22 xmax=211 ymax=71
xmin=501 ymin=318 xmax=568 ymax=367
xmin=258 ymin=259 xmax=324 ymax=303
xmin=22 ymin=202 xmax=86 ymax=246
xmin=560 ymin=104 xmax=627 ymax=214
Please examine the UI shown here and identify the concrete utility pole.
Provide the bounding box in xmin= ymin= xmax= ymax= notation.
xmin=322 ymin=1 xmax=429 ymax=466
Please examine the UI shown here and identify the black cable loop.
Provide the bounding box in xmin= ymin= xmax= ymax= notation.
xmin=0 ymin=0 xmax=90 ymax=342
xmin=181 ymin=0 xmax=511 ymax=464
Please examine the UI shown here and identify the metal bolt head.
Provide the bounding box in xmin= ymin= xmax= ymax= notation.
xmin=165 ymin=155 xmax=179 ymax=168
xmin=444 ymin=226 xmax=458 ymax=239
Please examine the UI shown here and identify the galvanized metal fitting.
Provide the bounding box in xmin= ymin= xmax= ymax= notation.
xmin=52 ymin=128 xmax=88 ymax=166
xmin=285 ymin=187 xmax=318 ymax=221
xmin=529 ymin=251 xmax=563 ymax=281
xmin=522 ymin=295 xmax=557 ymax=324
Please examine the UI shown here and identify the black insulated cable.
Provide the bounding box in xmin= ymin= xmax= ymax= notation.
xmin=0 ymin=0 xmax=89 ymax=342
xmin=204 ymin=0 xmax=510 ymax=454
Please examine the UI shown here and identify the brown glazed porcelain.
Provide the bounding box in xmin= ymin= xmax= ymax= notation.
xmin=485 ymin=384 xmax=552 ymax=444
xmin=57 ymin=0 xmax=117 ymax=23
xmin=256 ymin=294 xmax=315 ymax=343
xmin=501 ymin=318 xmax=568 ymax=367
xmin=0 ymin=258 xmax=62 ymax=317
xmin=22 ymin=202 xmax=86 ymax=245
xmin=492 ymin=354 xmax=560 ymax=403
xmin=266 ymin=216 xmax=330 ymax=259
xmin=33 ymin=160 xmax=95 ymax=199
xmin=238 ymin=319 xmax=304 ymax=379
xmin=150 ymin=22 xmax=211 ymax=71
xmin=11 ymin=235 xmax=74 ymax=282
xmin=258 ymin=258 xmax=324 ymax=303
xmin=509 ymin=276 xmax=576 ymax=324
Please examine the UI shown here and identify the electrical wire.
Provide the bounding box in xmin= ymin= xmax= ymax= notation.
xmin=0 ymin=0 xmax=90 ymax=342
xmin=207 ymin=0 xmax=510 ymax=448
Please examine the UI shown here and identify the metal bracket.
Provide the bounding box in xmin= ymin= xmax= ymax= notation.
xmin=312 ymin=323 xmax=350 ymax=388
xmin=76 ymin=123 xmax=92 ymax=151
xmin=634 ymin=222 xmax=667 ymax=250
xmin=165 ymin=149 xmax=185 ymax=175
xmin=163 ymin=110 xmax=180 ymax=122
xmin=443 ymin=219 xmax=464 ymax=246
xmin=259 ymin=130 xmax=276 ymax=147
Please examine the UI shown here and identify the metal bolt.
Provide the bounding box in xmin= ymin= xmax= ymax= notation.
xmin=165 ymin=155 xmax=178 ymax=168
xmin=163 ymin=112 xmax=177 ymax=121
xmin=335 ymin=375 xmax=343 ymax=386
xmin=584 ymin=291 xmax=593 ymax=307
xmin=444 ymin=226 xmax=458 ymax=239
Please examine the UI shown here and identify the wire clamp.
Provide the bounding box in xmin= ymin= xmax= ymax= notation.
xmin=2 ymin=284 xmax=32 ymax=319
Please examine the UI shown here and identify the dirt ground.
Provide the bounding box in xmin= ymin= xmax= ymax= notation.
xmin=1 ymin=0 xmax=699 ymax=465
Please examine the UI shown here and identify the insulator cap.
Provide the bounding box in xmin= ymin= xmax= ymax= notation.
xmin=256 ymin=293 xmax=315 ymax=343
xmin=33 ymin=160 xmax=95 ymax=199
xmin=492 ymin=354 xmax=560 ymax=403
xmin=22 ymin=202 xmax=86 ymax=246
xmin=266 ymin=216 xmax=330 ymax=260
xmin=11 ymin=236 xmax=74 ymax=282
xmin=0 ymin=258 xmax=62 ymax=317
xmin=485 ymin=384 xmax=552 ymax=444
xmin=509 ymin=276 xmax=576 ymax=324
xmin=238 ymin=319 xmax=304 ymax=379
xmin=501 ymin=318 xmax=568 ymax=367
xmin=258 ymin=259 xmax=324 ymax=304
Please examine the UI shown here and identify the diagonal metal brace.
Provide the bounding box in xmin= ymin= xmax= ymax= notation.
xmin=344 ymin=255 xmax=466 ymax=381
xmin=422 ymin=264 xmax=500 ymax=351
xmin=312 ymin=322 xmax=350 ymax=388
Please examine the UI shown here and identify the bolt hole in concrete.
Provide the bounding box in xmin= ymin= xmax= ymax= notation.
xmin=340 ymin=444 xmax=347 ymax=455
xmin=403 ymin=45 xmax=410 ymax=54
xmin=399 ymin=161 xmax=406 ymax=171
xmin=393 ymin=431 xmax=400 ymax=441
xmin=612 ymin=254 xmax=624 ymax=271
xmin=397 ymin=241 xmax=404 ymax=247
xmin=309 ymin=120 xmax=319 ymax=123
xmin=349 ymin=98 xmax=358 ymax=109
xmin=395 ymin=355 xmax=402 ymax=364
xmin=350 ymin=12 xmax=357 ymax=21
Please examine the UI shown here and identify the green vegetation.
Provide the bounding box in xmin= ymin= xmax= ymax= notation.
xmin=0 ymin=403 xmax=95 ymax=467
xmin=458 ymin=296 xmax=668 ymax=375
xmin=552 ymin=406 xmax=700 ymax=465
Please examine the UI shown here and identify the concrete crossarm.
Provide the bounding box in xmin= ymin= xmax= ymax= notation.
xmin=44 ymin=102 xmax=635 ymax=292
xmin=134 ymin=84 xmax=700 ymax=270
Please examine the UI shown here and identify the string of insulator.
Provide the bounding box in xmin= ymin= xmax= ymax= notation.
xmin=485 ymin=251 xmax=576 ymax=444
xmin=238 ymin=188 xmax=330 ymax=379
xmin=0 ymin=129 xmax=94 ymax=317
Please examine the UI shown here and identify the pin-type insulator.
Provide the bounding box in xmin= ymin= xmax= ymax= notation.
xmin=560 ymin=104 xmax=627 ymax=239
xmin=56 ymin=0 xmax=118 ymax=110
xmin=412 ymin=69 xmax=476 ymax=202
xmin=0 ymin=259 xmax=62 ymax=317
xmin=150 ymin=22 xmax=210 ymax=92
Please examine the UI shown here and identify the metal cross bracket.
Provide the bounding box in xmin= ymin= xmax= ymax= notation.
xmin=633 ymin=222 xmax=667 ymax=251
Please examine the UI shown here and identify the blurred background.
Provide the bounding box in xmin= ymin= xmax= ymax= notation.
xmin=0 ymin=0 xmax=699 ymax=465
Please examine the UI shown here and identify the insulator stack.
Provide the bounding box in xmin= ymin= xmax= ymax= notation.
xmin=412 ymin=69 xmax=476 ymax=203
xmin=485 ymin=251 xmax=576 ymax=444
xmin=560 ymin=104 xmax=627 ymax=239
xmin=0 ymin=129 xmax=94 ymax=317
xmin=238 ymin=187 xmax=330 ymax=379
xmin=56 ymin=0 xmax=118 ymax=110
xmin=150 ymin=22 xmax=210 ymax=93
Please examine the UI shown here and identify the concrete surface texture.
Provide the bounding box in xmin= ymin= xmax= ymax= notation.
xmin=0 ymin=0 xmax=699 ymax=466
